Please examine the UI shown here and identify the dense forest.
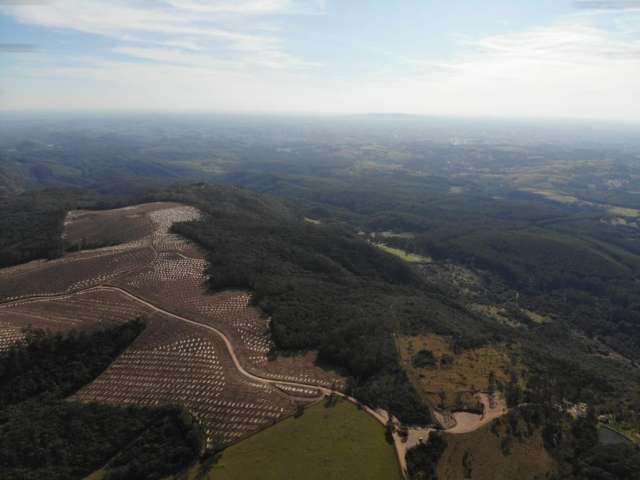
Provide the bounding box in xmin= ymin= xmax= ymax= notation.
xmin=0 ymin=322 xmax=203 ymax=480
xmin=0 ymin=191 xmax=68 ymax=268
xmin=1 ymin=320 xmax=145 ymax=405
xmin=222 ymin=170 xmax=640 ymax=372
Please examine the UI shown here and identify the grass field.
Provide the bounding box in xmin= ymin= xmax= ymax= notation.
xmin=437 ymin=422 xmax=556 ymax=480
xmin=608 ymin=206 xmax=640 ymax=218
xmin=396 ymin=335 xmax=523 ymax=411
xmin=168 ymin=399 xmax=402 ymax=480
xmin=376 ymin=231 xmax=415 ymax=239
xmin=373 ymin=243 xmax=431 ymax=263
xmin=522 ymin=309 xmax=551 ymax=325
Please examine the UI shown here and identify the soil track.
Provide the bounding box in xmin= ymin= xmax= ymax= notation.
xmin=446 ymin=393 xmax=507 ymax=434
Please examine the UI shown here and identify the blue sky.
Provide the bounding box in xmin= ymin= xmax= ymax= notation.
xmin=1 ymin=0 xmax=639 ymax=121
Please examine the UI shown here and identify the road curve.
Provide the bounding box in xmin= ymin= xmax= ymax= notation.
xmin=0 ymin=284 xmax=409 ymax=477
xmin=1 ymin=284 xmax=332 ymax=392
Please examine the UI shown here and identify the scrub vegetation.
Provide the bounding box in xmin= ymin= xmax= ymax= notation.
xmin=396 ymin=335 xmax=521 ymax=411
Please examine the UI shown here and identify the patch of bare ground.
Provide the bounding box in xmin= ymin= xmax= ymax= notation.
xmin=62 ymin=203 xmax=161 ymax=249
xmin=446 ymin=393 xmax=508 ymax=434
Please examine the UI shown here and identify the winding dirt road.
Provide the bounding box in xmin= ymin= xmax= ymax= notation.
xmin=0 ymin=284 xmax=410 ymax=477
xmin=1 ymin=280 xmax=513 ymax=478
xmin=1 ymin=285 xmax=333 ymax=393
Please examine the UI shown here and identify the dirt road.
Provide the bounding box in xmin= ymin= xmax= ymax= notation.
xmin=1 ymin=284 xmax=410 ymax=477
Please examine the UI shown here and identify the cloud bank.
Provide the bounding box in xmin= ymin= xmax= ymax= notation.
xmin=1 ymin=1 xmax=639 ymax=122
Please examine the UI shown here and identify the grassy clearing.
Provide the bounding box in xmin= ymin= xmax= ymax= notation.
xmin=437 ymin=422 xmax=556 ymax=480
xmin=396 ymin=335 xmax=522 ymax=411
xmin=522 ymin=309 xmax=551 ymax=324
xmin=373 ymin=243 xmax=431 ymax=263
xmin=526 ymin=188 xmax=640 ymax=218
xmin=46 ymin=161 xmax=83 ymax=177
xmin=608 ymin=217 xmax=637 ymax=227
xmin=608 ymin=206 xmax=640 ymax=218
xmin=376 ymin=231 xmax=416 ymax=239
xmin=468 ymin=304 xmax=520 ymax=328
xmin=525 ymin=189 xmax=579 ymax=204
xmin=168 ymin=399 xmax=402 ymax=480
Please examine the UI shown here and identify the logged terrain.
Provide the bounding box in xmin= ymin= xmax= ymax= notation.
xmin=0 ymin=202 xmax=343 ymax=447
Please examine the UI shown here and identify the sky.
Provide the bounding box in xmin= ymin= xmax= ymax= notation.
xmin=1 ymin=0 xmax=639 ymax=121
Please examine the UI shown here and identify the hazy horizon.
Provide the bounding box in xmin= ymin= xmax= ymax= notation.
xmin=1 ymin=1 xmax=640 ymax=122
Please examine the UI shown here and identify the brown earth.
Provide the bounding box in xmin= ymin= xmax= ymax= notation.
xmin=0 ymin=202 xmax=344 ymax=448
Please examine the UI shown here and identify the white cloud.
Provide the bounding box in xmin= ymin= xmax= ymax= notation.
xmin=113 ymin=45 xmax=319 ymax=70
xmin=574 ymin=1 xmax=640 ymax=11
xmin=158 ymin=39 xmax=205 ymax=52
xmin=1 ymin=2 xmax=639 ymax=121
xmin=467 ymin=23 xmax=640 ymax=64
xmin=0 ymin=52 xmax=328 ymax=112
xmin=164 ymin=0 xmax=325 ymax=16
xmin=2 ymin=0 xmax=318 ymax=68
xmin=370 ymin=21 xmax=640 ymax=121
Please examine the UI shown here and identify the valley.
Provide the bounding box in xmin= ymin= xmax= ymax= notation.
xmin=1 ymin=115 xmax=640 ymax=479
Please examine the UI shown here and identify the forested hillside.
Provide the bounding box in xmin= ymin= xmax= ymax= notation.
xmin=142 ymin=185 xmax=628 ymax=424
xmin=227 ymin=169 xmax=640 ymax=362
xmin=0 ymin=322 xmax=202 ymax=480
